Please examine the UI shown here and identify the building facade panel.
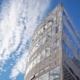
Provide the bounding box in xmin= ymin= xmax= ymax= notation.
xmin=24 ymin=3 xmax=80 ymax=80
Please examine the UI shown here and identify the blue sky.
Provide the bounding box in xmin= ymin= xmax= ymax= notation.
xmin=0 ymin=0 xmax=80 ymax=80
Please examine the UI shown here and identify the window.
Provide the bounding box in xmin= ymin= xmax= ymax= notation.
xmin=50 ymin=66 xmax=60 ymax=80
xmin=50 ymin=41 xmax=56 ymax=52
xmin=78 ymin=48 xmax=80 ymax=55
xmin=52 ymin=28 xmax=55 ymax=36
xmin=45 ymin=31 xmax=51 ymax=42
xmin=35 ymin=43 xmax=39 ymax=50
xmin=37 ymin=53 xmax=40 ymax=63
xmin=63 ymin=11 xmax=80 ymax=44
xmin=63 ymin=65 xmax=75 ymax=80
xmin=40 ymin=27 xmax=44 ymax=34
xmin=56 ymin=38 xmax=60 ymax=47
xmin=35 ymin=78 xmax=38 ymax=80
xmin=29 ymin=63 xmax=32 ymax=71
xmin=47 ymin=19 xmax=53 ymax=26
xmin=53 ymin=16 xmax=56 ymax=21
xmin=50 ymin=43 xmax=54 ymax=52
xmin=55 ymin=27 xmax=58 ymax=33
xmin=33 ymin=33 xmax=38 ymax=40
xmin=57 ymin=11 xmax=61 ymax=17
xmin=63 ymin=41 xmax=74 ymax=59
xmin=52 ymin=26 xmax=59 ymax=36
xmin=45 ymin=24 xmax=48 ymax=29
xmin=53 ymin=41 xmax=57 ymax=49
xmin=42 ymin=36 xmax=46 ymax=44
xmin=39 ymin=72 xmax=49 ymax=80
xmin=63 ymin=24 xmax=78 ymax=51
xmin=33 ymin=46 xmax=37 ymax=53
xmin=32 ymin=58 xmax=36 ymax=67
xmin=38 ymin=30 xmax=41 ymax=35
xmin=45 ymin=46 xmax=50 ymax=57
xmin=55 ymin=26 xmax=59 ymax=33
xmin=50 ymin=39 xmax=60 ymax=52
xmin=37 ymin=43 xmax=40 ymax=48
xmin=63 ymin=41 xmax=80 ymax=69
xmin=43 ymin=26 xmax=45 ymax=31
xmin=40 ymin=50 xmax=45 ymax=61
xmin=38 ymin=39 xmax=43 ymax=46
xmin=43 ymin=24 xmax=47 ymax=31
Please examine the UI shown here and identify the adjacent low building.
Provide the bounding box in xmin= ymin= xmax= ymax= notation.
xmin=24 ymin=3 xmax=80 ymax=80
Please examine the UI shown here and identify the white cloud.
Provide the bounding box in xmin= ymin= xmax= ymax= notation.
xmin=10 ymin=51 xmax=28 ymax=80
xmin=0 ymin=0 xmax=51 ymax=80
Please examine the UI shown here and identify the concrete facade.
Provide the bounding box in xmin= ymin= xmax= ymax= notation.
xmin=24 ymin=3 xmax=80 ymax=80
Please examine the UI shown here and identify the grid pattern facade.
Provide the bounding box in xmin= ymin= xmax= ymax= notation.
xmin=24 ymin=3 xmax=80 ymax=80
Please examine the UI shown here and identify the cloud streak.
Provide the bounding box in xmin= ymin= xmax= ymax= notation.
xmin=0 ymin=0 xmax=51 ymax=80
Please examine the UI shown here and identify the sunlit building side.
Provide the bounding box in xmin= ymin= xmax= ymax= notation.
xmin=24 ymin=3 xmax=80 ymax=80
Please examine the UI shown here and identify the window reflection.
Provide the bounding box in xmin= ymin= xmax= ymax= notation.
xmin=30 ymin=25 xmax=60 ymax=60
xmin=40 ymin=50 xmax=45 ymax=61
xmin=50 ymin=66 xmax=60 ymax=80
xmin=39 ymin=72 xmax=49 ymax=80
xmin=27 ymin=38 xmax=60 ymax=75
xmin=50 ymin=38 xmax=60 ymax=52
xmin=50 ymin=43 xmax=54 ymax=52
xmin=63 ymin=41 xmax=80 ymax=69
xmin=57 ymin=11 xmax=61 ymax=17
xmin=35 ymin=78 xmax=38 ymax=80
xmin=37 ymin=53 xmax=40 ymax=63
xmin=56 ymin=38 xmax=60 ymax=47
xmin=52 ymin=28 xmax=55 ymax=36
xmin=45 ymin=31 xmax=51 ymax=42
xmin=63 ymin=10 xmax=80 ymax=44
xmin=38 ymin=39 xmax=43 ymax=47
xmin=52 ymin=26 xmax=59 ymax=36
xmin=53 ymin=16 xmax=56 ymax=21
xmin=42 ymin=36 xmax=46 ymax=44
xmin=47 ymin=19 xmax=53 ymax=26
xmin=63 ymin=24 xmax=78 ymax=51
xmin=45 ymin=46 xmax=50 ymax=57
xmin=32 ymin=58 xmax=36 ymax=67
xmin=55 ymin=26 xmax=59 ymax=33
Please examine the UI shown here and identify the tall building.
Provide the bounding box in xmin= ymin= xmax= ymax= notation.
xmin=24 ymin=3 xmax=80 ymax=80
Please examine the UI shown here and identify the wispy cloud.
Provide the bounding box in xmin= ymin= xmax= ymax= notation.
xmin=0 ymin=0 xmax=51 ymax=80
xmin=10 ymin=51 xmax=28 ymax=80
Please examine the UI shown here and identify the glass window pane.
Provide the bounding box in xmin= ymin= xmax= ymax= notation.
xmin=55 ymin=26 xmax=59 ymax=33
xmin=33 ymin=46 xmax=36 ymax=53
xmin=46 ymin=31 xmax=51 ymax=42
xmin=38 ymin=39 xmax=43 ymax=46
xmin=54 ymin=41 xmax=57 ymax=49
xmin=36 ymin=43 xmax=39 ymax=48
xmin=50 ymin=43 xmax=54 ymax=52
xmin=50 ymin=66 xmax=60 ymax=80
xmin=45 ymin=46 xmax=50 ymax=57
xmin=40 ymin=50 xmax=45 ymax=61
xmin=40 ymin=28 xmax=43 ymax=33
xmin=45 ymin=24 xmax=48 ymax=29
xmin=52 ymin=28 xmax=55 ymax=36
xmin=32 ymin=58 xmax=36 ymax=67
xmin=42 ymin=24 xmax=48 ymax=31
xmin=37 ymin=53 xmax=40 ymax=63
xmin=39 ymin=72 xmax=49 ymax=80
xmin=42 ymin=36 xmax=46 ymax=44
xmin=54 ymin=16 xmax=56 ymax=21
xmin=57 ymin=11 xmax=61 ymax=17
xmin=48 ymin=22 xmax=52 ymax=26
xmin=35 ymin=78 xmax=38 ymax=80
xmin=29 ymin=63 xmax=32 ymax=71
xmin=56 ymin=38 xmax=60 ymax=47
